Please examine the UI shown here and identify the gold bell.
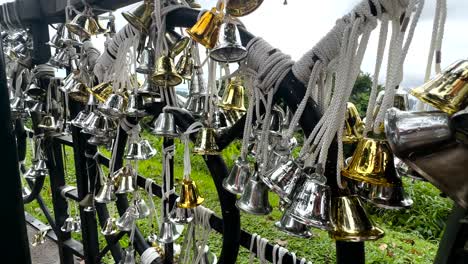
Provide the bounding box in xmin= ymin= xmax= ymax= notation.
xmin=411 ymin=60 xmax=468 ymax=115
xmin=226 ymin=0 xmax=265 ymax=17
xmin=66 ymin=13 xmax=107 ymax=39
xmin=176 ymin=179 xmax=204 ymax=209
xmin=88 ymin=81 xmax=114 ymax=102
xmin=122 ymin=0 xmax=154 ymax=34
xmin=166 ymin=30 xmax=191 ymax=58
xmin=186 ymin=7 xmax=224 ymax=49
xmin=219 ymin=76 xmax=247 ymax=112
xmin=343 ymin=102 xmax=364 ymax=144
xmin=329 ymin=195 xmax=384 ymax=242
xmin=152 ymin=56 xmax=183 ymax=87
xmin=176 ymin=52 xmax=194 ymax=80
xmin=341 ymin=137 xmax=398 ymax=186
xmin=193 ymin=127 xmax=220 ymax=155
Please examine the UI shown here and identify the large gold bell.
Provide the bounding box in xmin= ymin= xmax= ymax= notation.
xmin=122 ymin=0 xmax=154 ymax=34
xmin=219 ymin=76 xmax=247 ymax=112
xmin=176 ymin=179 xmax=205 ymax=209
xmin=88 ymin=81 xmax=114 ymax=103
xmin=226 ymin=0 xmax=264 ymax=17
xmin=66 ymin=13 xmax=107 ymax=39
xmin=186 ymin=7 xmax=224 ymax=49
xmin=342 ymin=137 xmax=398 ymax=186
xmin=343 ymin=102 xmax=364 ymax=144
xmin=329 ymin=195 xmax=384 ymax=242
xmin=411 ymin=60 xmax=468 ymax=115
xmin=151 ymin=56 xmax=183 ymax=87
xmin=193 ymin=127 xmax=220 ymax=155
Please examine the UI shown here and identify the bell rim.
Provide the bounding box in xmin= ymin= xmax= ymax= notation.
xmin=329 ymin=226 xmax=385 ymax=242
xmin=122 ymin=12 xmax=149 ymax=34
xmin=210 ymin=46 xmax=248 ymax=63
xmin=410 ymin=88 xmax=461 ymax=115
xmin=274 ymin=221 xmax=313 ymax=238
xmin=236 ymin=200 xmax=272 ymax=215
xmin=222 ymin=178 xmax=245 ymax=195
xmin=288 ymin=212 xmax=332 ymax=231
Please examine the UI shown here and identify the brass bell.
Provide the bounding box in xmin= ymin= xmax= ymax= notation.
xmin=193 ymin=127 xmax=220 ymax=155
xmin=226 ymin=0 xmax=264 ymax=17
xmin=411 ymin=60 xmax=468 ymax=115
xmin=122 ymin=0 xmax=154 ymax=34
xmin=89 ymin=81 xmax=113 ymax=103
xmin=186 ymin=7 xmax=224 ymax=49
xmin=210 ymin=20 xmax=247 ymax=63
xmin=219 ymin=76 xmax=247 ymax=112
xmin=341 ymin=137 xmax=398 ymax=187
xmin=177 ymin=179 xmax=205 ymax=209
xmin=343 ymin=102 xmax=364 ymax=144
xmin=166 ymin=30 xmax=190 ymax=58
xmin=176 ymin=52 xmax=194 ymax=80
xmin=151 ymin=56 xmax=183 ymax=87
xmin=329 ymin=195 xmax=384 ymax=242
xmin=66 ymin=13 xmax=107 ymax=39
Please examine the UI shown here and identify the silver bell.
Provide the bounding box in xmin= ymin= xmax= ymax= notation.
xmin=136 ymin=47 xmax=155 ymax=74
xmin=134 ymin=198 xmax=151 ymax=219
xmin=101 ymin=217 xmax=118 ymax=236
xmin=98 ymin=93 xmax=126 ymax=118
xmin=210 ymin=20 xmax=247 ymax=63
xmin=116 ymin=206 xmax=138 ymax=231
xmin=236 ymin=171 xmax=272 ymax=215
xmin=94 ymin=180 xmax=117 ymax=204
xmin=60 ymin=217 xmax=75 ymax=232
xmin=119 ymin=246 xmax=136 ymax=264
xmin=152 ymin=112 xmax=178 ymax=138
xmin=263 ymin=159 xmax=304 ymax=204
xmin=126 ymin=93 xmax=146 ymax=117
xmin=222 ymin=158 xmax=251 ymax=195
xmin=157 ymin=218 xmax=183 ymax=244
xmin=275 ymin=213 xmax=313 ymax=238
xmin=169 ymin=198 xmax=195 ymax=224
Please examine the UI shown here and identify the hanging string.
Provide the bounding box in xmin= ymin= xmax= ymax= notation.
xmin=193 ymin=206 xmax=214 ymax=264
xmin=162 ymin=144 xmax=175 ymax=216
xmin=182 ymin=122 xmax=203 ymax=179
xmin=249 ymin=233 xmax=258 ymax=264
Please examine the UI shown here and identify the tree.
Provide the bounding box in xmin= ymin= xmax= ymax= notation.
xmin=349 ymin=72 xmax=382 ymax=116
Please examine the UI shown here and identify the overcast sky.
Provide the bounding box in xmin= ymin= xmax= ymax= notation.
xmin=3 ymin=0 xmax=468 ymax=89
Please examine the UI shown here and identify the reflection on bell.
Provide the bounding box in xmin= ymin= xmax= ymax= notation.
xmin=114 ymin=166 xmax=136 ymax=194
xmin=157 ymin=218 xmax=183 ymax=244
xmin=125 ymin=93 xmax=146 ymax=117
xmin=286 ymin=175 xmax=332 ymax=230
xmin=188 ymin=66 xmax=207 ymax=95
xmin=98 ymin=93 xmax=126 ymax=118
xmin=362 ymin=177 xmax=413 ymax=210
xmin=177 ymin=179 xmax=205 ymax=209
xmin=79 ymin=193 xmax=95 ymax=212
xmin=165 ymin=30 xmax=190 ymax=58
xmin=219 ymin=76 xmax=246 ymax=112
xmin=71 ymin=111 xmax=89 ymax=128
xmin=136 ymin=47 xmax=155 ymax=74
xmin=120 ymin=246 xmax=136 ymax=264
xmin=275 ymin=213 xmax=312 ymax=238
xmin=236 ymin=172 xmax=272 ymax=215
xmin=411 ymin=60 xmax=468 ymax=115
xmin=61 ymin=217 xmax=75 ymax=232
xmin=135 ymin=198 xmax=151 ymax=219
xmin=176 ymin=53 xmax=194 ymax=80
xmin=152 ymin=112 xmax=178 ymax=138
xmin=101 ymin=217 xmax=118 ymax=236
xmin=83 ymin=113 xmax=116 ymax=136
xmin=185 ymin=95 xmax=208 ymax=117
xmin=343 ymin=102 xmax=364 ymax=144
xmin=263 ymin=159 xmax=304 ymax=204
xmin=94 ymin=180 xmax=117 ymax=204
xmin=226 ymin=0 xmax=264 ymax=17
xmin=22 ymin=186 xmax=31 ymax=199
xmin=38 ymin=115 xmax=58 ymax=131
xmin=122 ymin=0 xmax=154 ymax=34
xmin=116 ymin=206 xmax=138 ymax=231
xmin=384 ymin=107 xmax=453 ymax=157
xmin=151 ymin=56 xmax=183 ymax=87
xmin=222 ymin=158 xmax=251 ymax=195
xmin=329 ymin=195 xmax=384 ymax=242
xmin=170 ymin=198 xmax=194 ymax=224
xmin=342 ymin=137 xmax=398 ymax=186
xmin=89 ymin=81 xmax=114 ymax=103
xmin=67 ymin=14 xmax=107 ymax=39
xmin=186 ymin=7 xmax=224 ymax=49
xmin=210 ymin=20 xmax=247 ymax=62
xmin=197 ymin=244 xmax=218 ymax=264
xmin=26 ymin=82 xmax=44 ymax=97
xmin=193 ymin=127 xmax=220 ymax=155
xmin=394 ymin=89 xmax=410 ymax=111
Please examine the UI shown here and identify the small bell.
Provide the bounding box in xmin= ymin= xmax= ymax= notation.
xmin=361 ymin=177 xmax=413 ymax=210
xmin=210 ymin=20 xmax=247 ymax=62
xmin=176 ymin=52 xmax=194 ymax=80
xmin=122 ymin=0 xmax=154 ymax=34
xmin=169 ymin=198 xmax=194 ymax=224
xmin=94 ymin=180 xmax=117 ymax=204
xmin=343 ymin=102 xmax=364 ymax=144
xmin=38 ymin=115 xmax=58 ymax=132
xmin=119 ymin=246 xmax=136 ymax=264
xmin=98 ymin=93 xmax=126 ymax=118
xmin=166 ymin=30 xmax=190 ymax=58
xmin=193 ymin=127 xmax=220 ymax=155
xmin=66 ymin=13 xmax=107 ymax=39
xmin=222 ymin=158 xmax=251 ymax=195
xmin=152 ymin=112 xmax=179 ymax=138
xmin=101 ymin=217 xmax=118 ymax=236
xmin=236 ymin=172 xmax=272 ymax=215
xmin=134 ymin=197 xmax=151 ymax=219
xmin=114 ymin=166 xmax=136 ymax=194
xmin=186 ymin=7 xmax=224 ymax=49
xmin=60 ymin=217 xmax=75 ymax=232
xmin=275 ymin=213 xmax=312 ymax=238
xmin=263 ymin=159 xmax=305 ymax=204
xmin=176 ymin=179 xmax=205 ymax=209
xmin=151 ymin=56 xmax=183 ymax=87
xmin=116 ymin=206 xmax=138 ymax=231
xmin=219 ymin=76 xmax=247 ymax=112
xmin=79 ymin=193 xmax=95 ymax=212
xmin=70 ymin=110 xmax=89 ymax=128
xmin=136 ymin=47 xmax=155 ymax=74
xmin=157 ymin=218 xmax=183 ymax=244
xmin=185 ymin=94 xmax=208 ymax=117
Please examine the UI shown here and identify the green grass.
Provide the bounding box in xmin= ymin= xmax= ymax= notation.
xmin=23 ymin=134 xmax=453 ymax=263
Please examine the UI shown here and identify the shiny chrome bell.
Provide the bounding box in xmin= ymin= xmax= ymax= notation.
xmin=410 ymin=60 xmax=468 ymax=115
xmin=38 ymin=115 xmax=59 ymax=132
xmin=101 ymin=217 xmax=118 ymax=236
xmin=61 ymin=217 xmax=75 ymax=232
xmin=114 ymin=166 xmax=136 ymax=194
xmin=79 ymin=193 xmax=95 ymax=212
xmin=275 ymin=213 xmax=312 ymax=238
xmin=286 ymin=174 xmax=332 ymax=230
xmin=98 ymin=93 xmax=126 ymax=118
xmin=361 ymin=177 xmax=413 ymax=210
xmin=94 ymin=180 xmax=117 ymax=204
xmin=170 ymin=198 xmax=194 ymax=224
xmin=222 ymin=158 xmax=251 ymax=195
xmin=136 ymin=47 xmax=155 ymax=74
xmin=120 ymin=246 xmax=136 ymax=264
xmin=263 ymin=159 xmax=305 ymax=204
xmin=210 ymin=20 xmax=247 ymax=62
xmin=385 ymin=107 xmax=453 ymax=157
xmin=151 ymin=56 xmax=183 ymax=87
xmin=176 ymin=179 xmax=205 ymax=209
xmin=152 ymin=112 xmax=179 ymax=138
xmin=186 ymin=7 xmax=224 ymax=49
xmin=25 ymin=82 xmax=44 ymax=97
xmin=188 ymin=66 xmax=207 ymax=95
xmin=329 ymin=195 xmax=384 ymax=241
xmin=116 ymin=206 xmax=138 ymax=231
xmin=193 ymin=127 xmax=220 ymax=155
xmin=71 ymin=111 xmax=89 ymax=128
xmin=124 ymin=139 xmax=157 ymax=160
xmin=66 ymin=13 xmax=107 ymax=39
xmin=157 ymin=218 xmax=183 ymax=244
xmin=134 ymin=197 xmax=151 ymax=219
xmin=185 ymin=94 xmax=208 ymax=117
xmin=126 ymin=93 xmax=146 ymax=117
xmin=236 ymin=172 xmax=272 ymax=215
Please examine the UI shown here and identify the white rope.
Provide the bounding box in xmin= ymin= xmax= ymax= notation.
xmin=141 ymin=247 xmax=160 ymax=264
xmin=249 ymin=233 xmax=258 ymax=264
xmin=193 ymin=206 xmax=214 ymax=264
xmin=144 ymin=178 xmax=161 ymax=232
xmin=182 ymin=121 xmax=203 ymax=179
xmin=162 ymin=145 xmax=175 ymax=216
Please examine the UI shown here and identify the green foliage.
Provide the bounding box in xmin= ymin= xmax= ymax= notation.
xmin=349 ymin=72 xmax=383 ymax=116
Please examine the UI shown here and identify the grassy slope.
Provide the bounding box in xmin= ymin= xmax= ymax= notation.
xmin=24 ymin=135 xmax=452 ymax=263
